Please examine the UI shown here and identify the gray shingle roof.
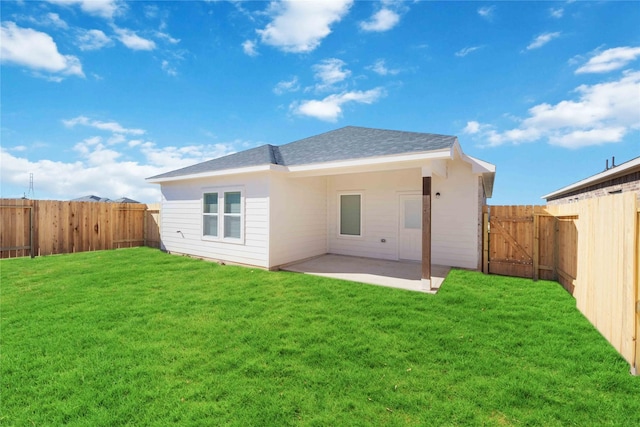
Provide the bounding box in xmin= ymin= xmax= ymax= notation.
xmin=72 ymin=195 xmax=112 ymax=202
xmin=113 ymin=197 xmax=140 ymax=203
xmin=148 ymin=126 xmax=456 ymax=180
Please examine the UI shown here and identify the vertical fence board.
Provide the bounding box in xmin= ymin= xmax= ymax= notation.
xmin=636 ymin=210 xmax=640 ymax=375
xmin=556 ymin=216 xmax=578 ymax=293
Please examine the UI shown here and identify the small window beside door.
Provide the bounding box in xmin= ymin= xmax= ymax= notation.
xmin=339 ymin=193 xmax=362 ymax=237
xmin=403 ymin=199 xmax=422 ymax=229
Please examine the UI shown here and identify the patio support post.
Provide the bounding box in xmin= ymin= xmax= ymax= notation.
xmin=422 ymin=176 xmax=432 ymax=289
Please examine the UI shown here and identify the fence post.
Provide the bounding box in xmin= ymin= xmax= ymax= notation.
xmin=482 ymin=207 xmax=489 ymax=274
xmin=634 ymin=209 xmax=640 ymax=376
xmin=553 ymin=217 xmax=560 ymax=282
xmin=533 ymin=213 xmax=539 ymax=281
xmin=29 ymin=204 xmax=34 ymax=258
xmin=143 ymin=206 xmax=148 ymax=247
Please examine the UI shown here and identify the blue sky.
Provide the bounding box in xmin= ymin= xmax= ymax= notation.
xmin=1 ymin=0 xmax=639 ymax=204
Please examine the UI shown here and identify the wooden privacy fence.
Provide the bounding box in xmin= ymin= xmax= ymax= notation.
xmin=483 ymin=192 xmax=639 ymax=374
xmin=0 ymin=199 xmax=161 ymax=258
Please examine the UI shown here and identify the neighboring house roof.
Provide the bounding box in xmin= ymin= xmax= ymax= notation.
xmin=113 ymin=197 xmax=140 ymax=203
xmin=147 ymin=125 xmax=495 ymax=197
xmin=72 ymin=195 xmax=112 ymax=202
xmin=147 ymin=126 xmax=457 ymax=180
xmin=542 ymin=156 xmax=640 ymax=200
xmin=72 ymin=195 xmax=140 ymax=203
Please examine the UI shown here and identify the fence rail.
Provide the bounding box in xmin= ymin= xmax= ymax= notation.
xmin=0 ymin=199 xmax=160 ymax=258
xmin=484 ymin=192 xmax=639 ymax=374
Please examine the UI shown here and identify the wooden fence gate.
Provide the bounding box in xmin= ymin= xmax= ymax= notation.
xmin=482 ymin=205 xmax=574 ymax=283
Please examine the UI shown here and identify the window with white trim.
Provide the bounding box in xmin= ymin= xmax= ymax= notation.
xmin=202 ymin=189 xmax=244 ymax=242
xmin=339 ymin=193 xmax=362 ymax=236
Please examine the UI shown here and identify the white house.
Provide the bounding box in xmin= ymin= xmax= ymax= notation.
xmin=146 ymin=126 xmax=495 ymax=285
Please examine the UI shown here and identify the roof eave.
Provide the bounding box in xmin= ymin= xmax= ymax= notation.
xmin=286 ymin=148 xmax=455 ymax=177
xmin=146 ymin=164 xmax=287 ymax=184
xmin=457 ymin=146 xmax=497 ymax=198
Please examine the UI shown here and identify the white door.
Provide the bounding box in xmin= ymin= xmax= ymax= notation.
xmin=399 ymin=194 xmax=422 ymax=261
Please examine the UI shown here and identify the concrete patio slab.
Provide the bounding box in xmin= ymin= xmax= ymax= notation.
xmin=281 ymin=254 xmax=451 ymax=294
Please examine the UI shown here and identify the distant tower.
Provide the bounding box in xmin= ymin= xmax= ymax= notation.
xmin=27 ymin=173 xmax=35 ymax=199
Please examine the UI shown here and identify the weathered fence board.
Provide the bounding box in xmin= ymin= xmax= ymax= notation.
xmin=0 ymin=204 xmax=31 ymax=258
xmin=0 ymin=199 xmax=159 ymax=258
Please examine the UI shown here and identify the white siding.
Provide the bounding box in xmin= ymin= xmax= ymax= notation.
xmin=160 ymin=174 xmax=270 ymax=268
xmin=326 ymin=160 xmax=482 ymax=269
xmin=327 ymin=169 xmax=421 ymax=260
xmin=269 ymin=175 xmax=327 ymax=267
xmin=431 ymin=159 xmax=481 ymax=269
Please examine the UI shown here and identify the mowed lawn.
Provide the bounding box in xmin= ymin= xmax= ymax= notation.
xmin=1 ymin=248 xmax=638 ymax=426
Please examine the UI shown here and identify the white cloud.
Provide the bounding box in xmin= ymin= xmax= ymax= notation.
xmin=478 ymin=6 xmax=495 ymax=21
xmin=161 ymin=60 xmax=177 ymax=76
xmin=144 ymin=4 xmax=159 ymax=19
xmin=0 ymin=22 xmax=84 ymax=78
xmin=46 ymin=0 xmax=122 ymax=19
xmin=526 ymin=32 xmax=561 ymax=50
xmin=465 ymin=71 xmax=640 ymax=149
xmin=273 ymin=76 xmax=299 ymax=95
xmin=154 ymin=31 xmax=180 ymax=45
xmin=548 ymin=128 xmax=626 ymax=148
xmin=368 ymin=59 xmax=400 ymax=76
xmin=312 ymin=58 xmax=351 ymax=91
xmin=292 ymin=87 xmax=386 ymax=122
xmin=576 ymin=46 xmax=640 ymax=74
xmin=74 ymin=136 xmax=122 ymax=165
xmin=463 ymin=121 xmax=481 ymax=134
xmin=360 ymin=8 xmax=400 ymax=32
xmin=48 ymin=12 xmax=68 ymax=28
xmin=455 ymin=46 xmax=483 ymax=57
xmin=257 ymin=0 xmax=353 ymax=53
xmin=550 ymin=7 xmax=564 ymax=18
xmin=139 ymin=141 xmax=235 ymax=170
xmin=0 ymin=138 xmax=237 ymax=202
xmin=63 ymin=116 xmax=145 ymax=135
xmin=0 ymin=147 xmax=161 ymax=202
xmin=8 ymin=145 xmax=28 ymax=152
xmin=113 ymin=27 xmax=156 ymax=51
xmin=26 ymin=12 xmax=69 ymax=29
xmin=107 ymin=134 xmax=126 ymax=145
xmin=76 ymin=29 xmax=111 ymax=51
xmin=242 ymin=39 xmax=258 ymax=56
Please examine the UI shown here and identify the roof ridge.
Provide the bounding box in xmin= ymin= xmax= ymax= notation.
xmin=267 ymin=144 xmax=283 ymax=165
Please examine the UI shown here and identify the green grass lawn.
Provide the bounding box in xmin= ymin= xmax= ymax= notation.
xmin=1 ymin=248 xmax=638 ymax=426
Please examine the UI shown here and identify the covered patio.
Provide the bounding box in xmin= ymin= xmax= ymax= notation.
xmin=281 ymin=254 xmax=451 ymax=294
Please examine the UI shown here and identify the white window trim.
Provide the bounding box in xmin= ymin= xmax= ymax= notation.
xmin=201 ymin=186 xmax=245 ymax=244
xmin=337 ymin=191 xmax=364 ymax=238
